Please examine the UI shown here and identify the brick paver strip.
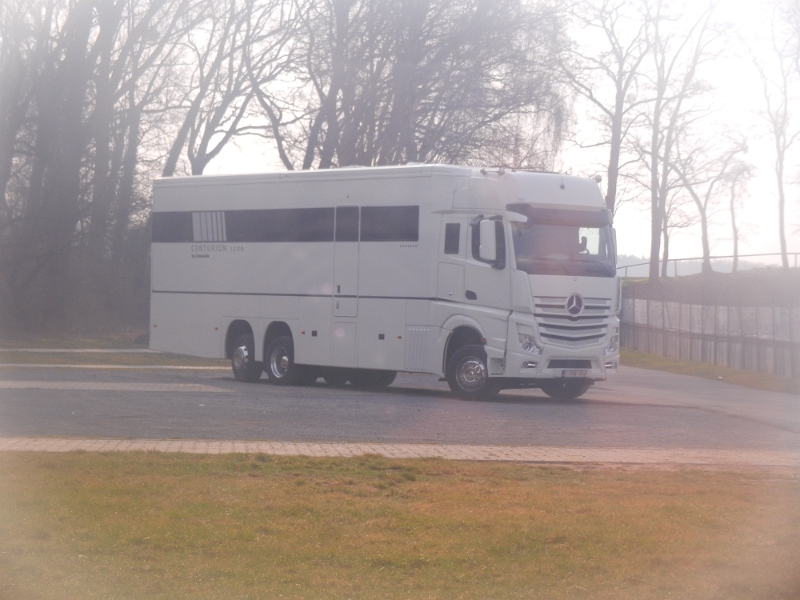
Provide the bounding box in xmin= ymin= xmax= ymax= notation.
xmin=0 ymin=437 xmax=798 ymax=467
xmin=0 ymin=381 xmax=231 ymax=393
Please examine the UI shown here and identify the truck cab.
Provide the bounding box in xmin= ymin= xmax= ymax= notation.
xmin=435 ymin=169 xmax=619 ymax=400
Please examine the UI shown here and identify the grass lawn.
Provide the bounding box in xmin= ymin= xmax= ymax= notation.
xmin=1 ymin=452 xmax=798 ymax=599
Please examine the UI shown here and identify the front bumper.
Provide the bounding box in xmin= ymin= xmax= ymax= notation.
xmin=503 ymin=348 xmax=618 ymax=381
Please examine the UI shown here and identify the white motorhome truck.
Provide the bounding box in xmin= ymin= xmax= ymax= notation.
xmin=150 ymin=164 xmax=619 ymax=400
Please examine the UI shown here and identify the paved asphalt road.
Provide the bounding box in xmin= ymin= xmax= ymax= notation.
xmin=1 ymin=365 xmax=798 ymax=452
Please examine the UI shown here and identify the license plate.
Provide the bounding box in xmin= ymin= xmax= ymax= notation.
xmin=562 ymin=369 xmax=588 ymax=378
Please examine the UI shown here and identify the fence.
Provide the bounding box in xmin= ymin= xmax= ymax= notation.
xmin=620 ymin=290 xmax=800 ymax=380
xmin=617 ymin=252 xmax=800 ymax=278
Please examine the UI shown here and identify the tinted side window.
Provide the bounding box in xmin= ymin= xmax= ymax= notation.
xmin=360 ymin=205 xmax=419 ymax=242
xmin=335 ymin=206 xmax=359 ymax=241
xmin=444 ymin=223 xmax=460 ymax=254
xmin=226 ymin=208 xmax=334 ymax=242
xmin=152 ymin=212 xmax=193 ymax=242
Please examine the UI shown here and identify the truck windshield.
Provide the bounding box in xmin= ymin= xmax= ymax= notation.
xmin=508 ymin=206 xmax=616 ymax=278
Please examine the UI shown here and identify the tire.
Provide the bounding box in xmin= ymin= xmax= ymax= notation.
xmin=323 ymin=369 xmax=350 ymax=387
xmin=446 ymin=344 xmax=499 ymax=400
xmin=296 ymin=367 xmax=320 ymax=386
xmin=348 ymin=369 xmax=397 ymax=389
xmin=265 ymin=336 xmax=301 ymax=385
xmin=231 ymin=334 xmax=262 ymax=382
xmin=539 ymin=379 xmax=592 ymax=400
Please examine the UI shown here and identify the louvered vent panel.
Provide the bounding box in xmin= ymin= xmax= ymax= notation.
xmin=404 ymin=327 xmax=431 ymax=371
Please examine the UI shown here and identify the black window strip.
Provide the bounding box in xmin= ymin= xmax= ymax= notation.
xmin=335 ymin=206 xmax=359 ymax=241
xmin=152 ymin=212 xmax=194 ymax=243
xmin=361 ymin=205 xmax=419 ymax=242
xmin=226 ymin=208 xmax=334 ymax=242
xmin=152 ymin=205 xmax=420 ymax=243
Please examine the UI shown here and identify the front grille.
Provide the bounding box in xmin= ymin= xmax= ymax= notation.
xmin=534 ymin=296 xmax=611 ymax=348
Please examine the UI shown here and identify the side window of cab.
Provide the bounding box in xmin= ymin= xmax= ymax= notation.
xmin=444 ymin=223 xmax=460 ymax=254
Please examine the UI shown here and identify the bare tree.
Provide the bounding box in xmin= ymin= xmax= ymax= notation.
xmin=725 ymin=160 xmax=753 ymax=273
xmin=754 ymin=1 xmax=799 ymax=269
xmin=175 ymin=0 xmax=299 ymax=176
xmin=0 ymin=0 xmax=207 ymax=329
xmin=256 ymin=0 xmax=565 ymax=171
xmin=559 ymin=0 xmax=651 ymax=213
xmin=162 ymin=0 xmax=248 ymax=176
xmin=641 ymin=0 xmax=718 ymax=283
xmin=660 ymin=187 xmax=695 ymax=276
xmin=669 ymin=133 xmax=747 ymax=274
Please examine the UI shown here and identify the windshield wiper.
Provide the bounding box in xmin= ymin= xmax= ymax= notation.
xmin=535 ymin=257 xmax=570 ymax=275
xmin=572 ymin=257 xmax=615 ymax=276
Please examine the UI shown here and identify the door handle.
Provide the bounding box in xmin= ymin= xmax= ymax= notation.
xmin=466 ymin=290 xmax=477 ymax=300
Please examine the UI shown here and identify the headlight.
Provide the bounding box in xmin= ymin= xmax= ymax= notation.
xmin=518 ymin=334 xmax=542 ymax=355
xmin=604 ymin=329 xmax=619 ymax=356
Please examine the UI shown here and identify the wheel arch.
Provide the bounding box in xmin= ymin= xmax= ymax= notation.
xmin=263 ymin=321 xmax=294 ymax=358
xmin=225 ymin=320 xmax=254 ymax=359
xmin=443 ymin=323 xmax=485 ymax=373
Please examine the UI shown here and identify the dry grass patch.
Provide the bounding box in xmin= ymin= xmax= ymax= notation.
xmin=0 ymin=333 xmax=145 ymax=350
xmin=0 ymin=350 xmax=227 ymax=368
xmin=621 ymin=348 xmax=800 ymax=395
xmin=1 ymin=453 xmax=799 ymax=599
xmin=0 ymin=334 xmax=227 ymax=367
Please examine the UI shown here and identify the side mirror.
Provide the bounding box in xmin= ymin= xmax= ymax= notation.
xmin=478 ymin=219 xmax=497 ymax=261
xmin=471 ymin=217 xmax=506 ymax=269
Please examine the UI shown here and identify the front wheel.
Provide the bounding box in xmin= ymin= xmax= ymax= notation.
xmin=231 ymin=334 xmax=262 ymax=382
xmin=539 ymin=379 xmax=592 ymax=400
xmin=265 ymin=336 xmax=301 ymax=385
xmin=446 ymin=345 xmax=499 ymax=400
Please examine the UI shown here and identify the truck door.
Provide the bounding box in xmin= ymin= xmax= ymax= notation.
xmin=438 ymin=220 xmax=465 ymax=302
xmin=333 ymin=206 xmax=359 ymax=317
xmin=464 ymin=217 xmax=510 ymax=310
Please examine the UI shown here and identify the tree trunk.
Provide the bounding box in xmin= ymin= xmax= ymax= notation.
xmin=699 ymin=209 xmax=712 ymax=274
xmin=606 ymin=88 xmax=624 ymax=213
xmin=775 ymin=159 xmax=789 ymax=268
xmin=730 ymin=184 xmax=739 ymax=273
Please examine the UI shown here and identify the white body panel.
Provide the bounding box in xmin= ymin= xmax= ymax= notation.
xmin=150 ymin=165 xmax=619 ymax=381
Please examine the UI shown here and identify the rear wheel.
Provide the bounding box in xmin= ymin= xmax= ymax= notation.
xmin=539 ymin=379 xmax=592 ymax=400
xmin=323 ymin=369 xmax=350 ymax=387
xmin=348 ymin=369 xmax=397 ymax=389
xmin=231 ymin=334 xmax=262 ymax=382
xmin=446 ymin=344 xmax=499 ymax=400
xmin=265 ymin=336 xmax=301 ymax=385
xmin=296 ymin=367 xmax=320 ymax=386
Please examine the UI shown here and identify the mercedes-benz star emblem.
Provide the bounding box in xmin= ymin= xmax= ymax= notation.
xmin=566 ymin=293 xmax=584 ymax=315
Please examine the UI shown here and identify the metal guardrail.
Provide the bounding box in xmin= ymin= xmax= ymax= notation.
xmin=617 ymin=252 xmax=800 ymax=278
